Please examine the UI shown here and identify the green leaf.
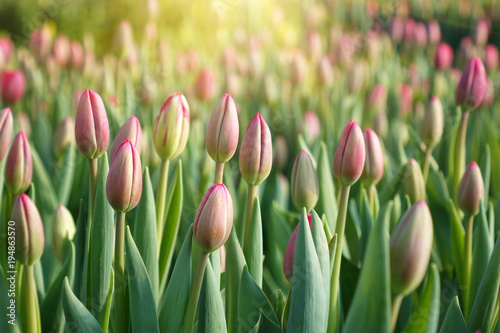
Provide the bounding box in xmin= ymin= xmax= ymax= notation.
xmin=310 ymin=210 xmax=330 ymax=298
xmin=287 ymin=208 xmax=327 ymax=332
xmin=53 ymin=144 xmax=76 ymax=206
xmin=73 ymin=200 xmax=88 ymax=301
xmin=61 ymin=277 xmax=103 ymax=333
xmin=244 ymin=197 xmax=263 ymax=287
xmin=198 ymin=261 xmax=227 ymax=333
xmin=447 ymin=199 xmax=465 ymax=284
xmin=316 ymin=142 xmax=338 ymax=231
xmin=133 ymin=168 xmax=159 ymax=304
xmin=89 ymin=154 xmax=113 ymax=329
xmin=480 ymin=145 xmax=491 ymax=205
xmin=125 ymin=227 xmax=160 ymax=333
xmin=438 ymin=296 xmax=467 ymax=333
xmin=403 ymin=264 xmax=440 ymax=333
xmin=159 ymin=225 xmax=193 ymax=333
xmin=358 ymin=189 xmax=374 ymax=263
xmin=343 ymin=202 xmax=393 ymax=333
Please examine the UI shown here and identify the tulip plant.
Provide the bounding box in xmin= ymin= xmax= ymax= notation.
xmin=1 ymin=2 xmax=500 ymax=333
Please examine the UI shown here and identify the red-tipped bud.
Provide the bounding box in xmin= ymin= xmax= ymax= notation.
xmin=53 ymin=116 xmax=75 ymax=159
xmin=75 ymin=89 xmax=110 ymax=159
xmin=456 ymin=57 xmax=487 ymax=110
xmin=5 ymin=132 xmax=32 ymax=195
xmin=390 ymin=16 xmax=405 ymax=42
xmin=11 ymin=194 xmax=45 ymax=266
xmin=110 ymin=116 xmax=142 ymax=160
xmin=403 ymin=158 xmax=425 ymax=203
xmin=474 ymin=18 xmax=490 ymax=46
xmin=333 ymin=120 xmax=365 ymax=186
xmin=400 ymin=84 xmax=413 ymax=116
xmin=302 ymin=111 xmax=321 ymax=142
xmin=291 ymin=150 xmax=319 ymax=212
xmin=206 ymin=93 xmax=239 ymax=163
xmin=413 ymin=22 xmax=428 ymax=47
xmin=52 ymin=35 xmax=70 ymax=67
xmin=152 ymin=92 xmax=190 ymax=160
xmin=457 ymin=162 xmax=484 ymax=217
xmin=193 ymin=183 xmax=233 ymax=253
xmin=52 ymin=204 xmax=76 ymax=262
xmin=427 ymin=19 xmax=441 ymax=45
xmin=390 ymin=200 xmax=433 ymax=296
xmin=1 ymin=70 xmax=26 ymax=105
xmin=283 ymin=214 xmax=313 ymax=281
xmin=435 ymin=43 xmax=454 ymax=70
xmin=0 ymin=107 xmax=13 ymax=161
xmin=194 ymin=69 xmax=216 ymax=101
xmin=420 ymin=96 xmax=444 ymax=148
xmin=366 ymin=84 xmax=387 ymax=113
xmin=106 ymin=140 xmax=143 ymax=213
xmin=239 ymin=113 xmax=273 ymax=186
xmin=362 ymin=129 xmax=384 ymax=186
xmin=485 ymin=44 xmax=499 ymax=70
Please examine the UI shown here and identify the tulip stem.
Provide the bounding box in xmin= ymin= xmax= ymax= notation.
xmin=182 ymin=251 xmax=209 ymax=333
xmin=114 ymin=212 xmax=128 ymax=333
xmin=390 ymin=294 xmax=403 ymax=332
xmin=88 ymin=158 xmax=98 ymax=219
xmin=453 ymin=110 xmax=469 ymax=200
xmin=242 ymin=184 xmax=257 ymax=253
xmin=422 ymin=147 xmax=433 ymax=184
xmin=23 ymin=265 xmax=41 ymax=333
xmin=463 ymin=214 xmax=474 ymax=320
xmin=328 ymin=184 xmax=350 ymax=333
xmin=214 ymin=162 xmax=224 ymax=184
xmin=156 ymin=159 xmax=170 ymax=247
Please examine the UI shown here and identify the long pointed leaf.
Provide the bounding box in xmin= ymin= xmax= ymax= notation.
xmin=61 ymin=277 xmax=102 ymax=333
xmin=198 ymin=260 xmax=227 ymax=333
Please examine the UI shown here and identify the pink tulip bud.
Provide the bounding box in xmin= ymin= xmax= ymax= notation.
xmin=474 ymin=18 xmax=490 ymax=46
xmin=316 ymin=55 xmax=333 ymax=86
xmin=0 ymin=37 xmax=13 ymax=67
xmin=30 ymin=26 xmax=52 ymax=63
xmin=333 ymin=120 xmax=365 ymax=186
xmin=1 ymin=70 xmax=26 ymax=105
xmin=366 ymin=84 xmax=387 ymax=113
xmin=484 ymin=44 xmax=499 ymax=70
xmin=404 ymin=158 xmax=425 ymax=203
xmin=290 ymin=52 xmax=308 ymax=86
xmin=239 ymin=113 xmax=273 ymax=186
xmin=0 ymin=107 xmax=13 ymax=161
xmin=223 ymin=72 xmax=241 ymax=97
xmin=400 ymin=84 xmax=413 ymax=116
xmin=413 ymin=22 xmax=428 ymax=47
xmin=52 ymin=35 xmax=70 ymax=68
xmin=348 ymin=61 xmax=366 ymax=94
xmin=435 ymin=43 xmax=454 ymax=69
xmin=390 ymin=200 xmax=433 ymax=296
xmin=390 ymin=16 xmax=405 ymax=42
xmin=106 ymin=140 xmax=143 ymax=213
xmin=306 ymin=30 xmax=322 ymax=60
xmin=457 ymin=162 xmax=484 ymax=217
xmin=152 ymin=92 xmax=190 ymax=160
xmin=456 ymin=57 xmax=487 ymax=110
xmin=302 ymin=111 xmax=321 ymax=142
xmin=362 ymin=129 xmax=384 ymax=186
xmin=206 ymin=93 xmax=239 ymax=163
xmin=193 ymin=183 xmax=233 ymax=253
xmin=283 ymin=214 xmax=313 ymax=281
xmin=11 ymin=194 xmax=45 ymax=266
xmin=70 ymin=40 xmax=84 ymax=69
xmin=75 ymin=89 xmax=110 ymax=159
xmin=186 ymin=49 xmax=200 ymax=72
xmin=15 ymin=112 xmax=31 ymax=141
xmin=52 ymin=204 xmax=76 ymax=262
xmin=5 ymin=132 xmax=32 ymax=195
xmin=420 ymin=96 xmax=444 ymax=148
xmin=53 ymin=116 xmax=75 ymax=159
xmin=110 ymin=116 xmax=142 ymax=160
xmin=427 ymin=19 xmax=441 ymax=45
xmin=273 ymin=135 xmax=288 ymax=170
xmin=194 ymin=69 xmax=216 ymax=101
xmin=291 ymin=150 xmax=319 ymax=212
xmin=403 ymin=18 xmax=415 ymax=44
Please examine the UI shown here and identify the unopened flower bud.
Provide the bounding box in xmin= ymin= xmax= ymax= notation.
xmin=400 ymin=84 xmax=413 ymax=116
xmin=239 ymin=113 xmax=273 ymax=186
xmin=15 ymin=112 xmax=31 ymax=140
xmin=1 ymin=70 xmax=26 ymax=105
xmin=333 ymin=120 xmax=365 ymax=186
xmin=273 ymin=136 xmax=288 ymax=170
xmin=75 ymin=89 xmax=110 ymax=159
xmin=485 ymin=44 xmax=499 ymax=70
xmin=390 ymin=200 xmax=433 ymax=296
xmin=152 ymin=92 xmax=190 ymax=160
xmin=366 ymin=84 xmax=387 ymax=113
xmin=0 ymin=107 xmax=13 ymax=161
xmin=194 ymin=69 xmax=216 ymax=101
xmin=193 ymin=183 xmax=233 ymax=253
xmin=362 ymin=129 xmax=384 ymax=186
xmin=456 ymin=57 xmax=487 ymax=110
xmin=316 ymin=55 xmax=333 ymax=86
xmin=302 ymin=111 xmax=321 ymax=143
xmin=110 ymin=116 xmax=142 ymax=160
xmin=457 ymin=162 xmax=484 ymax=217
xmin=435 ymin=43 xmax=454 ymax=70
xmin=53 ymin=116 xmax=75 ymax=159
xmin=206 ymin=93 xmax=239 ymax=163
xmin=5 ymin=132 xmax=32 ymax=195
xmin=403 ymin=158 xmax=425 ymax=203
xmin=70 ymin=40 xmax=84 ymax=69
xmin=390 ymin=16 xmax=405 ymax=42
xmin=106 ymin=140 xmax=142 ymax=213
xmin=283 ymin=214 xmax=313 ymax=281
xmin=420 ymin=96 xmax=444 ymax=148
xmin=11 ymin=194 xmax=45 ymax=266
xmin=52 ymin=204 xmax=76 ymax=262
xmin=427 ymin=19 xmax=441 ymax=45
xmin=52 ymin=35 xmax=70 ymax=67
xmin=290 ymin=52 xmax=308 ymax=86
xmin=291 ymin=150 xmax=319 ymax=212
xmin=474 ymin=19 xmax=489 ymax=46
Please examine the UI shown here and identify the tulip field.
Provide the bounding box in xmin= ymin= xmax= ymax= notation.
xmin=1 ymin=0 xmax=500 ymax=332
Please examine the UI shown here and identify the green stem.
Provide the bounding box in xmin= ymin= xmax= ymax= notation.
xmin=453 ymin=110 xmax=469 ymax=200
xmin=214 ymin=162 xmax=224 ymax=184
xmin=181 ymin=251 xmax=209 ymax=333
xmin=24 ymin=265 xmax=41 ymax=333
xmin=114 ymin=212 xmax=128 ymax=333
xmin=88 ymin=158 xmax=98 ymax=219
xmin=242 ymin=184 xmax=258 ymax=253
xmin=390 ymin=294 xmax=403 ymax=332
xmin=422 ymin=147 xmax=432 ymax=184
xmin=463 ymin=214 xmax=474 ymax=320
xmin=328 ymin=184 xmax=351 ymax=333
xmin=156 ymin=159 xmax=170 ymax=246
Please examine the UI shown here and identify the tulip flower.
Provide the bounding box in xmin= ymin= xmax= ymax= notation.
xmin=52 ymin=35 xmax=70 ymax=67
xmin=435 ymin=43 xmax=453 ymax=70
xmin=457 ymin=162 xmax=484 ymax=217
xmin=484 ymin=44 xmax=499 ymax=70
xmin=362 ymin=129 xmax=384 ymax=186
xmin=30 ymin=25 xmax=52 ymax=63
xmin=412 ymin=22 xmax=428 ymax=47
xmin=283 ymin=214 xmax=312 ymax=281
xmin=109 ymin=116 xmax=142 ymax=160
xmin=390 ymin=16 xmax=404 ymax=42
xmin=456 ymin=57 xmax=487 ymax=110
xmin=420 ymin=97 xmax=444 ymax=149
xmin=366 ymin=84 xmax=387 ymax=114
xmin=333 ymin=120 xmax=365 ymax=186
xmin=5 ymin=132 xmax=32 ymax=196
xmin=474 ymin=18 xmax=489 ymax=46
xmin=0 ymin=107 xmax=13 ymax=161
xmin=291 ymin=150 xmax=319 ymax=212
xmin=316 ymin=55 xmax=333 ymax=86
xmin=52 ymin=204 xmax=76 ymax=262
xmin=290 ymin=52 xmax=308 ymax=86
xmin=53 ymin=116 xmax=75 ymax=159
xmin=273 ymin=135 xmax=288 ymax=171
xmin=194 ymin=69 xmax=216 ymax=101
xmin=302 ymin=111 xmax=321 ymax=143
xmin=1 ymin=70 xmax=26 ymax=105
xmin=70 ymin=40 xmax=84 ymax=69
xmin=427 ymin=19 xmax=441 ymax=45
xmin=403 ymin=159 xmax=425 ymax=203
xmin=399 ymin=84 xmax=413 ymax=116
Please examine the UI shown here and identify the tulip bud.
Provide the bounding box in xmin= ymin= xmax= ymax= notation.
xmin=366 ymin=84 xmax=387 ymax=113
xmin=206 ymin=93 xmax=239 ymax=163
xmin=306 ymin=30 xmax=322 ymax=60
xmin=0 ymin=107 xmax=13 ymax=161
xmin=316 ymin=55 xmax=333 ymax=86
xmin=223 ymin=72 xmax=241 ymax=97
xmin=239 ymin=113 xmax=273 ymax=186
xmin=106 ymin=140 xmax=143 ymax=213
xmin=390 ymin=200 xmax=433 ymax=296
xmin=273 ymin=136 xmax=288 ymax=170
xmin=290 ymin=52 xmax=308 ymax=86
xmin=456 ymin=57 xmax=487 ymax=110
xmin=11 ymin=194 xmax=45 ymax=266
xmin=53 ymin=116 xmax=75 ymax=159
xmin=152 ymin=92 xmax=190 ymax=161
xmin=403 ymin=158 xmax=425 ymax=203
xmin=474 ymin=18 xmax=489 ymax=46
xmin=52 ymin=204 xmax=76 ymax=261
xmin=1 ymin=70 xmax=26 ymax=105
xmin=110 ymin=116 xmax=142 ymax=160
xmin=427 ymin=19 xmax=441 ymax=45
xmin=15 ymin=112 xmax=31 ymax=140
xmin=70 ymin=40 xmax=84 ymax=69
xmin=435 ymin=43 xmax=454 ymax=70
xmin=348 ymin=61 xmax=366 ymax=94
xmin=457 ymin=162 xmax=484 ymax=217
xmin=412 ymin=22 xmax=428 ymax=47
xmin=390 ymin=16 xmax=405 ymax=42
xmin=52 ymin=35 xmax=70 ymax=67
xmin=333 ymin=120 xmax=365 ymax=186
xmin=302 ymin=111 xmax=320 ymax=142
xmin=5 ymin=132 xmax=32 ymax=195
xmin=194 ymin=69 xmax=216 ymax=101
xmin=283 ymin=214 xmax=313 ymax=281
xmin=75 ymin=89 xmax=110 ymax=159
xmin=30 ymin=26 xmax=52 ymax=63
xmin=400 ymin=84 xmax=413 ymax=116
xmin=291 ymin=150 xmax=319 ymax=212
xmin=193 ymin=183 xmax=233 ymax=253
xmin=420 ymin=96 xmax=444 ymax=148
xmin=484 ymin=44 xmax=499 ymax=70
xmin=362 ymin=129 xmax=384 ymax=186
